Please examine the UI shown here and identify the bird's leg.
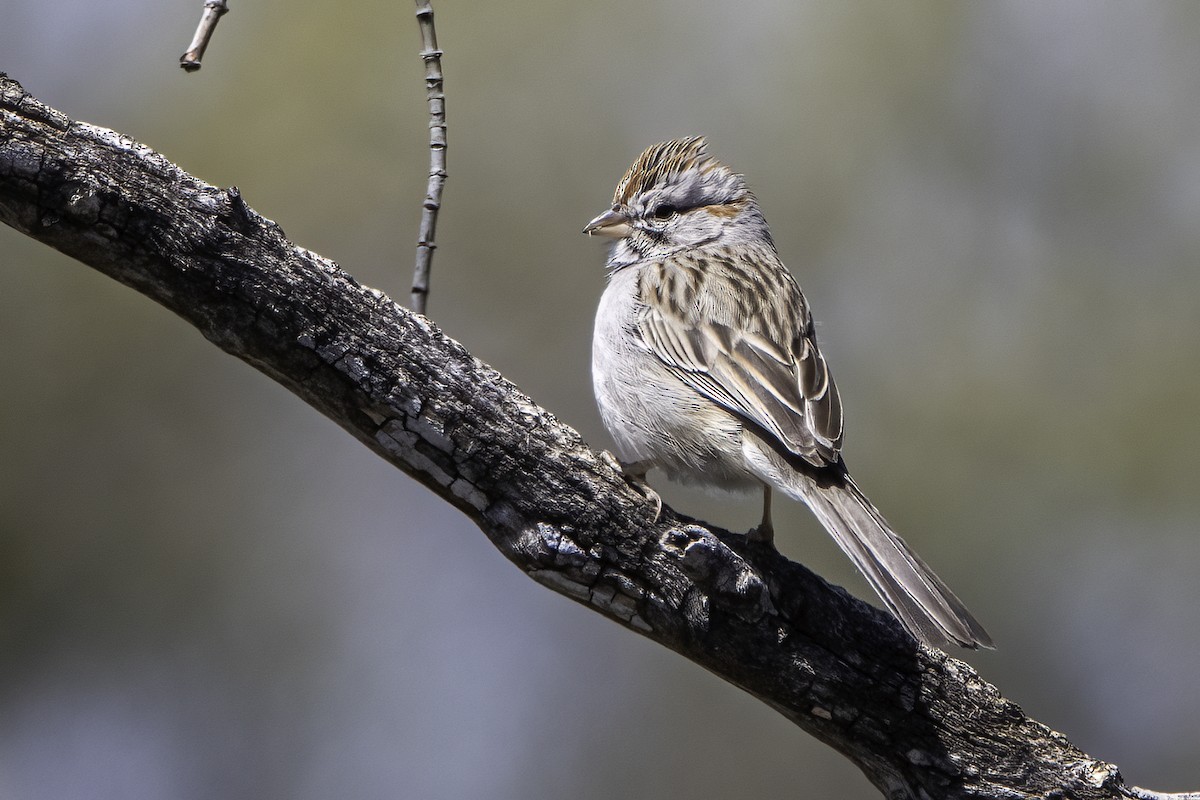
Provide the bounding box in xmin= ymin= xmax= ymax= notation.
xmin=601 ymin=453 xmax=663 ymax=522
xmin=748 ymin=484 xmax=774 ymax=545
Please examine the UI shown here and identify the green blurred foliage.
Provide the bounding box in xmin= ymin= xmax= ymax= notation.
xmin=2 ymin=2 xmax=1199 ymax=798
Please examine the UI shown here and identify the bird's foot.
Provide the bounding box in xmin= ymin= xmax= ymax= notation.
xmin=623 ymin=471 xmax=662 ymax=522
xmin=747 ymin=521 xmax=775 ymax=546
xmin=602 ymin=453 xmax=662 ymax=522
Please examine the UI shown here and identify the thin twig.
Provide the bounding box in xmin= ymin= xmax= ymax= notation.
xmin=179 ymin=0 xmax=230 ymax=72
xmin=411 ymin=0 xmax=446 ymax=316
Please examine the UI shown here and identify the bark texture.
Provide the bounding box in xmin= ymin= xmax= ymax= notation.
xmin=0 ymin=74 xmax=1192 ymax=800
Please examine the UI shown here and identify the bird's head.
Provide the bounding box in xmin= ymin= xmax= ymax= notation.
xmin=584 ymin=136 xmax=771 ymax=268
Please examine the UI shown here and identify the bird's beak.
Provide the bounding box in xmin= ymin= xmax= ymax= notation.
xmin=583 ymin=207 xmax=632 ymax=239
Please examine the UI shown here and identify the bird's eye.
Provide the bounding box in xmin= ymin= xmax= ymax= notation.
xmin=652 ymin=204 xmax=678 ymax=220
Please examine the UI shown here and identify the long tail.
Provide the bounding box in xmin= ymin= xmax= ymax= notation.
xmin=791 ymin=472 xmax=993 ymax=650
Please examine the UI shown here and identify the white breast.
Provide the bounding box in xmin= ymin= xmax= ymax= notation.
xmin=591 ymin=266 xmax=760 ymax=493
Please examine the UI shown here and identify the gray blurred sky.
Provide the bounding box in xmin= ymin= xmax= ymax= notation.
xmin=2 ymin=2 xmax=1200 ymax=798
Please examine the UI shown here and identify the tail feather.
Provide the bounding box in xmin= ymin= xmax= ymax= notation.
xmin=793 ymin=474 xmax=993 ymax=650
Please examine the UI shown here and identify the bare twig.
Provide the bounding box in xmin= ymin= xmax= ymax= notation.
xmin=179 ymin=0 xmax=230 ymax=72
xmin=411 ymin=0 xmax=446 ymax=315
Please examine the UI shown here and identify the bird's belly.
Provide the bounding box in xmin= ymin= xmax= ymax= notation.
xmin=592 ymin=280 xmax=759 ymax=492
xmin=600 ymin=386 xmax=759 ymax=492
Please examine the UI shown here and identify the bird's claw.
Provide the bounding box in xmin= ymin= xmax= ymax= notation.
xmin=747 ymin=521 xmax=775 ymax=546
xmin=602 ymin=452 xmax=662 ymax=522
xmin=631 ymin=479 xmax=663 ymax=523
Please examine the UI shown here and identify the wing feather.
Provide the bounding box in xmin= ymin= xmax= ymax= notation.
xmin=636 ymin=253 xmax=843 ymax=466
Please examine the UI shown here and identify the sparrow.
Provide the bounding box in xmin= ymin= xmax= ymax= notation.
xmin=586 ymin=136 xmax=992 ymax=649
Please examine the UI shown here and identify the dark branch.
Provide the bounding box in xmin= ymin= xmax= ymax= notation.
xmin=0 ymin=74 xmax=1187 ymax=800
xmin=179 ymin=0 xmax=230 ymax=72
xmin=411 ymin=0 xmax=446 ymax=315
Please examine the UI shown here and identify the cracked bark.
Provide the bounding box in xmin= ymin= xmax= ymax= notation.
xmin=0 ymin=74 xmax=1194 ymax=800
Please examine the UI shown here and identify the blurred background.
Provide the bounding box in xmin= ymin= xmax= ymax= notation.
xmin=3 ymin=2 xmax=1200 ymax=798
